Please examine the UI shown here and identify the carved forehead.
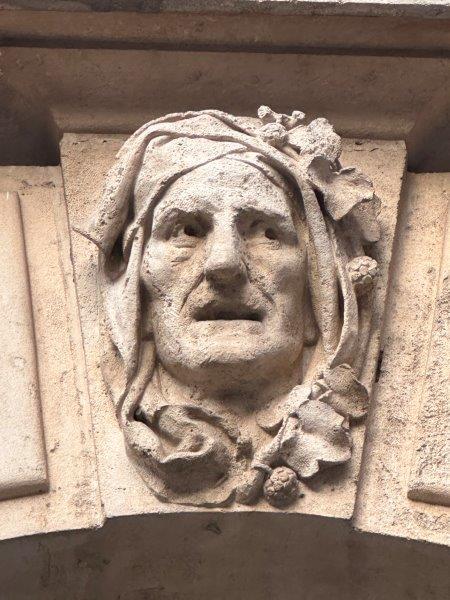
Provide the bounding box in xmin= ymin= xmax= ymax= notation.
xmin=152 ymin=155 xmax=300 ymax=221
xmin=169 ymin=155 xmax=292 ymax=189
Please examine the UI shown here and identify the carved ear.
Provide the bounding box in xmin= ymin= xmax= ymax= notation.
xmin=304 ymin=284 xmax=319 ymax=346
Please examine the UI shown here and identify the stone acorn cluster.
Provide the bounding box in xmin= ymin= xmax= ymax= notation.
xmin=263 ymin=466 xmax=300 ymax=508
xmin=347 ymin=255 xmax=380 ymax=297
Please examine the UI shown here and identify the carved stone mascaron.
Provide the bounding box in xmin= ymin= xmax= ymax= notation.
xmin=82 ymin=106 xmax=381 ymax=508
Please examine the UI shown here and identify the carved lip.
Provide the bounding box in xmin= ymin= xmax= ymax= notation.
xmin=193 ymin=300 xmax=264 ymax=323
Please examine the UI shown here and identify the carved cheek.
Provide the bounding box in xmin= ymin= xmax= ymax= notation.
xmin=280 ymin=251 xmax=307 ymax=291
xmin=252 ymin=248 xmax=306 ymax=295
xmin=270 ymin=253 xmax=307 ymax=334
xmin=141 ymin=241 xmax=203 ymax=308
xmin=140 ymin=242 xmax=175 ymax=297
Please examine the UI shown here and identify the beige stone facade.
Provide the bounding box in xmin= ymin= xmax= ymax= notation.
xmin=0 ymin=2 xmax=449 ymax=599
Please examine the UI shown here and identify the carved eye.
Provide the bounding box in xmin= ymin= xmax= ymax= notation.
xmin=248 ymin=219 xmax=279 ymax=242
xmin=170 ymin=220 xmax=205 ymax=241
xmin=264 ymin=227 xmax=278 ymax=240
xmin=183 ymin=223 xmax=202 ymax=237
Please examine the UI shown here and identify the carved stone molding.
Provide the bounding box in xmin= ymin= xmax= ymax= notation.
xmin=0 ymin=168 xmax=102 ymax=543
xmin=0 ymin=191 xmax=47 ymax=501
xmin=408 ymin=203 xmax=450 ymax=507
xmin=354 ymin=173 xmax=450 ymax=547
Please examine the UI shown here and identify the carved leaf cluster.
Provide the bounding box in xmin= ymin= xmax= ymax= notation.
xmin=278 ymin=400 xmax=352 ymax=479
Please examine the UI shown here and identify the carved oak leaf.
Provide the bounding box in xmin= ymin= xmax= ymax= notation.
xmin=288 ymin=117 xmax=342 ymax=163
xmin=312 ymin=364 xmax=369 ymax=420
xmin=342 ymin=199 xmax=381 ymax=243
xmin=307 ymin=157 xmax=375 ymax=221
xmin=278 ymin=399 xmax=352 ymax=479
xmin=256 ymin=384 xmax=310 ymax=434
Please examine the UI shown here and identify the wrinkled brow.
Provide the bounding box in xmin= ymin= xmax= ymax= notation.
xmin=151 ymin=207 xmax=207 ymax=236
xmin=235 ymin=205 xmax=292 ymax=223
xmin=152 ymin=203 xmax=294 ymax=230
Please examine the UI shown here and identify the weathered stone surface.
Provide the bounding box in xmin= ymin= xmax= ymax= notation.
xmin=0 ymin=191 xmax=47 ymax=501
xmin=61 ymin=116 xmax=404 ymax=520
xmin=3 ymin=0 xmax=450 ymax=19
xmin=354 ymin=173 xmax=450 ymax=546
xmin=1 ymin=47 xmax=448 ymax=144
xmin=2 ymin=10 xmax=450 ymax=57
xmin=408 ymin=204 xmax=449 ymax=507
xmin=0 ymin=4 xmax=448 ymax=596
xmin=0 ymin=168 xmax=102 ymax=541
xmin=1 ymin=511 xmax=450 ymax=600
xmin=0 ymin=4 xmax=448 ymax=172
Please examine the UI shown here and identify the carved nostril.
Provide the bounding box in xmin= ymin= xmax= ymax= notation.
xmin=205 ymin=259 xmax=245 ymax=284
xmin=204 ymin=246 xmax=245 ymax=284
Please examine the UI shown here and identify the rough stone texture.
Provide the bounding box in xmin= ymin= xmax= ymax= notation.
xmin=0 ymin=47 xmax=448 ymax=154
xmin=408 ymin=204 xmax=449 ymax=507
xmin=60 ymin=128 xmax=404 ymax=520
xmin=2 ymin=0 xmax=450 ymax=19
xmin=354 ymin=173 xmax=450 ymax=546
xmin=0 ymin=4 xmax=448 ymax=596
xmin=0 ymin=191 xmax=47 ymax=501
xmin=0 ymin=168 xmax=102 ymax=541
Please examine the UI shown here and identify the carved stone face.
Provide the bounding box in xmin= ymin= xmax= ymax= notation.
xmin=87 ymin=108 xmax=377 ymax=507
xmin=140 ymin=157 xmax=308 ymax=392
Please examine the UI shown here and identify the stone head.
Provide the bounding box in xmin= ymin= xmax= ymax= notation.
xmin=83 ymin=108 xmax=380 ymax=507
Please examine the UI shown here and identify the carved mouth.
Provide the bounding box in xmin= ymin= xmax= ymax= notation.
xmin=194 ymin=303 xmax=263 ymax=323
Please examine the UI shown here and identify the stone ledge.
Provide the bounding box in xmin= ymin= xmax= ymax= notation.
xmin=2 ymin=0 xmax=450 ymax=19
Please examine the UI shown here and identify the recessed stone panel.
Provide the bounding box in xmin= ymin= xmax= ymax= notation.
xmin=0 ymin=168 xmax=102 ymax=542
xmin=408 ymin=205 xmax=450 ymax=507
xmin=0 ymin=191 xmax=47 ymax=501
xmin=354 ymin=173 xmax=450 ymax=546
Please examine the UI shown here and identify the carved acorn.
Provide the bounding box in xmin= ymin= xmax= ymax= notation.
xmin=263 ymin=466 xmax=299 ymax=508
xmin=347 ymin=255 xmax=379 ymax=296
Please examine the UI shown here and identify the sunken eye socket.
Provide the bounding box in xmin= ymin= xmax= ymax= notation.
xmin=165 ymin=216 xmax=286 ymax=242
xmin=247 ymin=219 xmax=280 ymax=241
xmin=170 ymin=220 xmax=206 ymax=239
xmin=264 ymin=227 xmax=278 ymax=240
xmin=184 ymin=223 xmax=203 ymax=237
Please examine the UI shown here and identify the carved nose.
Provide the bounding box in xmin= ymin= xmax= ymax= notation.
xmin=204 ymin=233 xmax=246 ymax=286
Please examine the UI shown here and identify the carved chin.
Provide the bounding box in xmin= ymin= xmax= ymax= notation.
xmin=156 ymin=330 xmax=302 ymax=385
xmin=192 ymin=318 xmax=264 ymax=337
